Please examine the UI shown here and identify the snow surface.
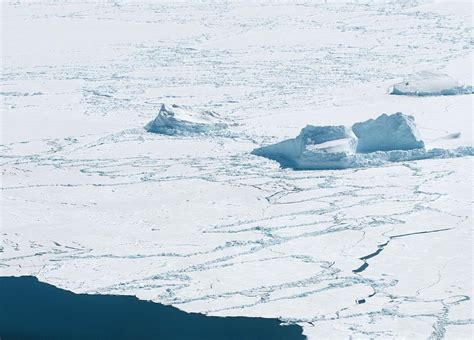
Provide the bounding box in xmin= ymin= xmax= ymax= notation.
xmin=145 ymin=104 xmax=228 ymax=135
xmin=2 ymin=1 xmax=473 ymax=339
xmin=389 ymin=71 xmax=473 ymax=96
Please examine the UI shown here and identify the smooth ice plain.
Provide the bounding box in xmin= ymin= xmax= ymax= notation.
xmin=1 ymin=2 xmax=473 ymax=339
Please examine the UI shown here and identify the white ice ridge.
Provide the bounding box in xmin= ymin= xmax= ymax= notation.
xmin=252 ymin=113 xmax=474 ymax=170
xmin=145 ymin=104 xmax=228 ymax=135
xmin=389 ymin=71 xmax=473 ymax=96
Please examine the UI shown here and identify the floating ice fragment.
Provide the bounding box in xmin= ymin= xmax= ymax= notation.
xmin=253 ymin=113 xmax=473 ymax=170
xmin=145 ymin=104 xmax=228 ymax=135
xmin=389 ymin=71 xmax=473 ymax=96
xmin=352 ymin=113 xmax=424 ymax=153
xmin=252 ymin=125 xmax=357 ymax=170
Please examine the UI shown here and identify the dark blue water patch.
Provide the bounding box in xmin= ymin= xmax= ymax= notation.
xmin=0 ymin=276 xmax=305 ymax=340
xmin=352 ymin=228 xmax=452 ymax=274
xmin=352 ymin=262 xmax=369 ymax=274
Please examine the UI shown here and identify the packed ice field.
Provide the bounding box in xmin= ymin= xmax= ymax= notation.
xmin=1 ymin=1 xmax=473 ymax=338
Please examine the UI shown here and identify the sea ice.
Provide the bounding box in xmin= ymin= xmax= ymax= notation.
xmin=3 ymin=2 xmax=474 ymax=338
xmin=145 ymin=104 xmax=228 ymax=135
xmin=352 ymin=113 xmax=424 ymax=153
xmin=389 ymin=71 xmax=473 ymax=96
xmin=347 ymin=146 xmax=474 ymax=168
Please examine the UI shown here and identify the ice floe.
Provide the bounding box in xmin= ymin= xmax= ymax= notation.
xmin=253 ymin=113 xmax=473 ymax=170
xmin=146 ymin=104 xmax=228 ymax=135
xmin=389 ymin=71 xmax=473 ymax=96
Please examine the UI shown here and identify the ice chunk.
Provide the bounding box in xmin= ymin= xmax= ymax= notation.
xmin=252 ymin=125 xmax=358 ymax=170
xmin=253 ymin=113 xmax=473 ymax=170
xmin=352 ymin=113 xmax=424 ymax=153
xmin=298 ymin=125 xmax=356 ymax=147
xmin=146 ymin=104 xmax=228 ymax=135
xmin=389 ymin=71 xmax=473 ymax=96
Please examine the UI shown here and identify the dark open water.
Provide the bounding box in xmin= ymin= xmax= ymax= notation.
xmin=0 ymin=276 xmax=304 ymax=339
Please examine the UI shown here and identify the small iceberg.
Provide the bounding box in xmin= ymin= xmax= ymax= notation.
xmin=252 ymin=113 xmax=473 ymax=170
xmin=352 ymin=113 xmax=424 ymax=153
xmin=146 ymin=104 xmax=228 ymax=135
xmin=252 ymin=125 xmax=357 ymax=170
xmin=389 ymin=71 xmax=473 ymax=96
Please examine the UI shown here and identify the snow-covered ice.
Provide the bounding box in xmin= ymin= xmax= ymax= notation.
xmin=389 ymin=71 xmax=473 ymax=96
xmin=1 ymin=1 xmax=473 ymax=339
xmin=145 ymin=104 xmax=228 ymax=135
xmin=352 ymin=113 xmax=424 ymax=153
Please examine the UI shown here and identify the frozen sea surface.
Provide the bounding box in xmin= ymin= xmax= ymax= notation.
xmin=1 ymin=1 xmax=473 ymax=339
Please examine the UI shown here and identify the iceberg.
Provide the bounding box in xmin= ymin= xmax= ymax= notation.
xmin=389 ymin=71 xmax=473 ymax=96
xmin=146 ymin=104 xmax=228 ymax=135
xmin=253 ymin=113 xmax=473 ymax=170
xmin=252 ymin=125 xmax=358 ymax=170
xmin=352 ymin=113 xmax=424 ymax=153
